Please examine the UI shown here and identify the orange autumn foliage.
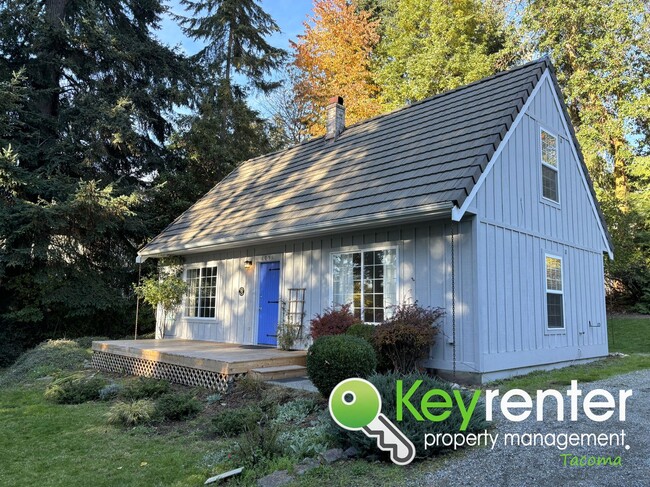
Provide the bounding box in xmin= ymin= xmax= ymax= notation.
xmin=291 ymin=0 xmax=384 ymax=137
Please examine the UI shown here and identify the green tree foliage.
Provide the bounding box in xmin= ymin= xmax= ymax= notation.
xmin=174 ymin=0 xmax=287 ymax=197
xmin=523 ymin=0 xmax=650 ymax=310
xmin=134 ymin=266 xmax=187 ymax=338
xmin=0 ymin=0 xmax=193 ymax=359
xmin=179 ymin=0 xmax=286 ymax=93
xmin=374 ymin=0 xmax=518 ymax=108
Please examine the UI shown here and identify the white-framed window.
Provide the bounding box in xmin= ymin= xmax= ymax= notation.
xmin=331 ymin=248 xmax=397 ymax=324
xmin=185 ymin=266 xmax=217 ymax=318
xmin=540 ymin=128 xmax=559 ymax=203
xmin=544 ymin=255 xmax=564 ymax=329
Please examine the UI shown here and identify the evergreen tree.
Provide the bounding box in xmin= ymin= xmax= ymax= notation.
xmin=175 ymin=0 xmax=286 ymax=197
xmin=0 ymin=0 xmax=193 ymax=360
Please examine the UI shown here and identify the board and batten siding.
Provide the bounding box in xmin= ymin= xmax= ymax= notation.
xmin=472 ymin=75 xmax=609 ymax=376
xmin=162 ymin=220 xmax=479 ymax=374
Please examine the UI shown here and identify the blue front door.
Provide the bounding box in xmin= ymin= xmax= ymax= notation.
xmin=257 ymin=261 xmax=280 ymax=346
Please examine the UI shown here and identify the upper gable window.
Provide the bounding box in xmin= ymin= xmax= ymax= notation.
xmin=541 ymin=129 xmax=559 ymax=203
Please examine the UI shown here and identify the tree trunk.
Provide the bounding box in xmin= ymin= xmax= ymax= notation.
xmin=37 ymin=0 xmax=68 ymax=118
xmin=613 ymin=138 xmax=629 ymax=210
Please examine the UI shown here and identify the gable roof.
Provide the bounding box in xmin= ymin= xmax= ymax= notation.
xmin=139 ymin=58 xmax=610 ymax=258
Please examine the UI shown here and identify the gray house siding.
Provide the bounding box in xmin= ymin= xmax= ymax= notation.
xmin=162 ymin=219 xmax=479 ymax=373
xmin=470 ymin=75 xmax=609 ymax=380
xmin=144 ymin=61 xmax=612 ymax=383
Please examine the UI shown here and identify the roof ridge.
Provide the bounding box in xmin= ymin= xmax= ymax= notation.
xmin=242 ymin=58 xmax=549 ymax=164
xmin=339 ymin=57 xmax=549 ymax=133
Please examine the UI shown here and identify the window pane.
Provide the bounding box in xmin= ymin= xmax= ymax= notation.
xmin=546 ymin=257 xmax=562 ymax=291
xmin=331 ymin=248 xmax=397 ymax=324
xmin=185 ymin=266 xmax=217 ymax=318
xmin=541 ymin=130 xmax=557 ymax=167
xmin=542 ymin=165 xmax=558 ymax=202
xmin=547 ymin=293 xmax=564 ymax=328
xmin=185 ymin=269 xmax=200 ymax=317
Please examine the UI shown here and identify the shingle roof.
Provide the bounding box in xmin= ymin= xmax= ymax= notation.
xmin=139 ymin=58 xmax=608 ymax=257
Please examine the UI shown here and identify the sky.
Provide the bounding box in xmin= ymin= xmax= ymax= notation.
xmin=159 ymin=1 xmax=314 ymax=59
xmin=157 ymin=1 xmax=314 ymax=112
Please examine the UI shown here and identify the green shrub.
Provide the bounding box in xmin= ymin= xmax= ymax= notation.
xmin=107 ymin=400 xmax=156 ymax=426
xmin=121 ymin=377 xmax=170 ymax=400
xmin=310 ymin=304 xmax=362 ymax=339
xmin=346 ymin=324 xmax=393 ymax=372
xmin=346 ymin=323 xmax=376 ymax=342
xmin=374 ymin=303 xmax=443 ymax=372
xmin=211 ymin=406 xmax=264 ymax=437
xmin=206 ymin=393 xmax=222 ymax=405
xmin=155 ymin=393 xmax=202 ymax=421
xmin=73 ymin=336 xmax=110 ymax=349
xmin=44 ymin=373 xmax=108 ymax=404
xmin=307 ymin=335 xmax=377 ymax=397
xmin=234 ymin=422 xmax=282 ymax=467
xmin=272 ymin=398 xmax=319 ymax=425
xmin=278 ymin=419 xmax=332 ymax=458
xmin=235 ymin=374 xmax=266 ymax=397
xmin=0 ymin=339 xmax=89 ymax=386
xmin=99 ymin=383 xmax=123 ymax=401
xmin=335 ymin=372 xmax=488 ymax=459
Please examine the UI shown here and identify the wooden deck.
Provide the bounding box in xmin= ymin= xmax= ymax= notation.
xmin=92 ymin=339 xmax=307 ymax=376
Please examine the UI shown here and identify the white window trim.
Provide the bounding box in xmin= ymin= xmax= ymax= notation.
xmin=329 ymin=245 xmax=399 ymax=325
xmin=540 ymin=126 xmax=561 ymax=206
xmin=183 ymin=263 xmax=218 ymax=320
xmin=544 ymin=252 xmax=565 ymax=333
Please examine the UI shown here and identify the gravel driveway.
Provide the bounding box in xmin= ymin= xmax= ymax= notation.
xmin=420 ymin=369 xmax=650 ymax=487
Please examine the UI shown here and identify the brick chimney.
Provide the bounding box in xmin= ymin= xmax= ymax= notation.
xmin=325 ymin=96 xmax=345 ymax=140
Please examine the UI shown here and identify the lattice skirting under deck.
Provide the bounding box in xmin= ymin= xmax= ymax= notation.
xmin=91 ymin=351 xmax=243 ymax=391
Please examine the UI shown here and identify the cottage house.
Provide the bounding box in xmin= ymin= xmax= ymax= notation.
xmin=136 ymin=58 xmax=612 ymax=383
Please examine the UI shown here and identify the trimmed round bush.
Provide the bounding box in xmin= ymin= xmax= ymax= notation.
xmin=346 ymin=323 xmax=376 ymax=342
xmin=306 ymin=335 xmax=377 ymax=397
xmin=335 ymin=372 xmax=488 ymax=459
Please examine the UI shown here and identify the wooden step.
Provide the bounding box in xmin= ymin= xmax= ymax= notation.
xmin=249 ymin=365 xmax=308 ymax=381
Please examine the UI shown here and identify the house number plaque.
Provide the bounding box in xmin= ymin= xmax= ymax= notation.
xmin=238 ymin=287 xmax=245 ymax=296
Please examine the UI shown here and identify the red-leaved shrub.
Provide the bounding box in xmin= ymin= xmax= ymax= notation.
xmin=373 ymin=302 xmax=444 ymax=373
xmin=310 ymin=304 xmax=362 ymax=339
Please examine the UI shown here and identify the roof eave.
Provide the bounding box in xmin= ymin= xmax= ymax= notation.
xmin=137 ymin=202 xmax=453 ymax=261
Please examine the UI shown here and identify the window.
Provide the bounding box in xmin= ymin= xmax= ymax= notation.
xmin=332 ymin=249 xmax=397 ymax=323
xmin=541 ymin=129 xmax=559 ymax=202
xmin=185 ymin=266 xmax=217 ymax=318
xmin=545 ymin=256 xmax=564 ymax=329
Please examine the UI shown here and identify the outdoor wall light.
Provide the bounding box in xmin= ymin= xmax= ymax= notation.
xmin=244 ymin=260 xmax=253 ymax=270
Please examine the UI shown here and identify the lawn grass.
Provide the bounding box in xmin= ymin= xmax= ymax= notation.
xmin=491 ymin=354 xmax=650 ymax=392
xmin=491 ymin=315 xmax=650 ymax=392
xmin=607 ymin=315 xmax=650 ymax=353
xmin=0 ymin=385 xmax=214 ymax=487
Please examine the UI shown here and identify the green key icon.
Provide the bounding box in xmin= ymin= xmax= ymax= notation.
xmin=329 ymin=378 xmax=416 ymax=465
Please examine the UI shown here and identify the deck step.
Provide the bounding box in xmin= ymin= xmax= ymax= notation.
xmin=249 ymin=365 xmax=308 ymax=381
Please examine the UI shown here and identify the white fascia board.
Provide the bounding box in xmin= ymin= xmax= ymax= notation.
xmin=451 ymin=68 xmax=613 ymax=259
xmin=452 ymin=69 xmax=551 ymax=223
